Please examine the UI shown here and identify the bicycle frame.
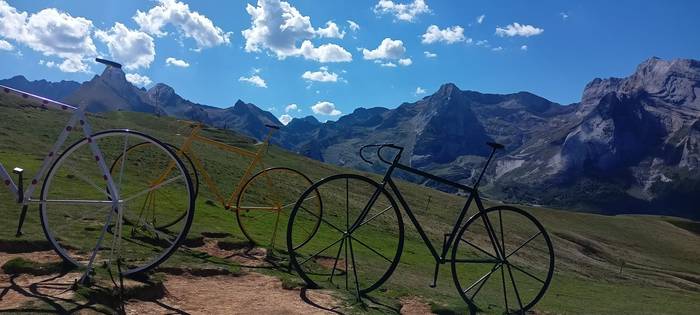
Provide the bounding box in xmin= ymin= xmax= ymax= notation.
xmin=0 ymin=85 xmax=121 ymax=207
xmin=352 ymin=144 xmax=502 ymax=286
xmin=170 ymin=122 xmax=277 ymax=209
xmin=0 ymin=84 xmax=123 ymax=282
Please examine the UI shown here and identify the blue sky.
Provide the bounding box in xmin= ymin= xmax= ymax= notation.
xmin=1 ymin=0 xmax=699 ymax=124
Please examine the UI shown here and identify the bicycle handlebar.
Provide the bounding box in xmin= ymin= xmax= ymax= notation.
xmin=265 ymin=124 xmax=280 ymax=130
xmin=359 ymin=144 xmax=404 ymax=165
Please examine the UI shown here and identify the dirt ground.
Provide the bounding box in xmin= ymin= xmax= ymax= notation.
xmin=125 ymin=273 xmax=340 ymax=315
xmin=0 ymin=243 xmax=431 ymax=314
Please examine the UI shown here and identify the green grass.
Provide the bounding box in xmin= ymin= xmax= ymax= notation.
xmin=1 ymin=93 xmax=699 ymax=314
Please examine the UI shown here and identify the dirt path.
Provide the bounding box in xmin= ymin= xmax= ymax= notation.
xmin=1 ymin=249 xmax=342 ymax=314
xmin=125 ymin=273 xmax=340 ymax=315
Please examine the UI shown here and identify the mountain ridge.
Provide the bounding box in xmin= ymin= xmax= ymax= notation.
xmin=2 ymin=57 xmax=699 ymax=218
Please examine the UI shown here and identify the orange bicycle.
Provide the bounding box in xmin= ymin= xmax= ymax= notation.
xmin=110 ymin=121 xmax=321 ymax=248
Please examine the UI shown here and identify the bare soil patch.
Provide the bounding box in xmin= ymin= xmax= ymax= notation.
xmin=125 ymin=273 xmax=340 ymax=314
xmin=400 ymin=296 xmax=434 ymax=315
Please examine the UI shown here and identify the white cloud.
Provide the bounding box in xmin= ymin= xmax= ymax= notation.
xmin=0 ymin=39 xmax=13 ymax=51
xmin=125 ymin=73 xmax=153 ymax=86
xmin=398 ymin=58 xmax=412 ymax=66
xmin=134 ymin=0 xmax=230 ymax=50
xmin=560 ymin=12 xmax=569 ymax=20
xmin=475 ymin=40 xmax=489 ymax=47
xmin=380 ymin=62 xmax=396 ymax=67
xmin=316 ymin=21 xmax=345 ymax=39
xmin=298 ymin=40 xmax=352 ymax=62
xmin=415 ymin=86 xmax=426 ymax=95
xmin=279 ymin=114 xmax=293 ymax=125
xmin=165 ymin=57 xmax=190 ymax=67
xmin=95 ymin=22 xmax=155 ymax=70
xmin=242 ymin=0 xmax=352 ymax=63
xmin=311 ymin=101 xmax=341 ymax=115
xmin=521 ymin=45 xmax=528 ymax=51
xmin=477 ymin=14 xmax=485 ymax=24
xmin=373 ymin=0 xmax=430 ymax=22
xmin=423 ymin=51 xmax=437 ymax=58
xmin=421 ymin=25 xmax=466 ymax=44
xmin=492 ymin=46 xmax=503 ymax=52
xmin=495 ymin=23 xmax=544 ymax=37
xmin=302 ymin=68 xmax=339 ymax=82
xmin=347 ymin=20 xmax=360 ymax=32
xmin=285 ymin=103 xmax=298 ymax=112
xmin=0 ymin=2 xmax=97 ymax=72
xmin=362 ymin=38 xmax=406 ymax=60
xmin=239 ymin=74 xmax=267 ymax=88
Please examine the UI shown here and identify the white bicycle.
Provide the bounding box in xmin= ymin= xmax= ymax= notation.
xmin=0 ymin=59 xmax=195 ymax=280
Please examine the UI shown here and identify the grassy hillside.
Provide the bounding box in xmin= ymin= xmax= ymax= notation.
xmin=1 ymin=93 xmax=699 ymax=314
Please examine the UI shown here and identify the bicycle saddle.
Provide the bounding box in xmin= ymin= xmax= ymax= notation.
xmin=486 ymin=142 xmax=505 ymax=150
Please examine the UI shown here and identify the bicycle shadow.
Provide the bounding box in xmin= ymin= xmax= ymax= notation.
xmin=0 ymin=268 xmax=190 ymax=315
xmin=299 ymin=287 xmax=344 ymax=314
xmin=0 ymin=271 xmax=103 ymax=313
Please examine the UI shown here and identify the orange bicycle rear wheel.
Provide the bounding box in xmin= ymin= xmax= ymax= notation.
xmin=235 ymin=167 xmax=320 ymax=248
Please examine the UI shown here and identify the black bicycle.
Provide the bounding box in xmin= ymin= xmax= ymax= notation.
xmin=286 ymin=143 xmax=554 ymax=314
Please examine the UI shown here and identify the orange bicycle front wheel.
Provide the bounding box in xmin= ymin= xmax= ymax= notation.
xmin=235 ymin=167 xmax=321 ymax=248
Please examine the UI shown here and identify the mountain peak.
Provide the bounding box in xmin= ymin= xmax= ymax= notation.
xmin=436 ymin=83 xmax=461 ymax=97
xmin=232 ymin=99 xmax=247 ymax=109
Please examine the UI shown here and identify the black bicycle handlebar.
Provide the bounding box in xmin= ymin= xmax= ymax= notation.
xmin=265 ymin=124 xmax=280 ymax=130
xmin=359 ymin=144 xmax=404 ymax=165
xmin=359 ymin=144 xmax=381 ymax=164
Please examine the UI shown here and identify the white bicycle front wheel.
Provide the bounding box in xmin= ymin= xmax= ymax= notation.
xmin=39 ymin=129 xmax=195 ymax=275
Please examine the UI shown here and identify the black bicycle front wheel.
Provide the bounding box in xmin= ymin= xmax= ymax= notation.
xmin=287 ymin=174 xmax=404 ymax=295
xmin=450 ymin=205 xmax=554 ymax=314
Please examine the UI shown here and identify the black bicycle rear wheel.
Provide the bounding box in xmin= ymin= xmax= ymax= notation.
xmin=287 ymin=174 xmax=404 ymax=295
xmin=451 ymin=206 xmax=554 ymax=314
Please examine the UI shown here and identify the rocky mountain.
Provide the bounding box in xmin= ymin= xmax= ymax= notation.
xmin=0 ymin=75 xmax=80 ymax=101
xmin=146 ymin=83 xmax=280 ymax=139
xmin=64 ymin=66 xmax=160 ymax=113
xmin=2 ymin=57 xmax=698 ymax=218
xmin=279 ymin=57 xmax=700 ymax=219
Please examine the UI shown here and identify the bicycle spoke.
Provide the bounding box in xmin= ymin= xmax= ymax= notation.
xmin=459 ymin=238 xmax=498 ymax=260
xmin=121 ymin=175 xmax=183 ymax=203
xmin=505 ymin=231 xmax=543 ymax=260
xmin=347 ymin=237 xmax=361 ymax=296
xmin=281 ymin=195 xmax=318 ymax=209
xmin=117 ymin=133 xmax=130 ymax=192
xmin=499 ymin=209 xmax=505 ymax=256
xmin=67 ymin=168 xmax=111 ymax=198
xmin=505 ymin=263 xmax=524 ymax=311
xmin=298 ymin=236 xmax=345 ymax=267
xmin=270 ymin=210 xmax=282 ymax=248
xmin=463 ymin=263 xmax=502 ymax=295
xmin=356 ymin=205 xmax=392 ymax=229
xmin=300 ymin=205 xmax=345 ymax=235
xmin=237 ymin=206 xmax=278 ymax=211
xmin=451 ymin=258 xmax=500 ymax=263
xmin=136 ymin=221 xmax=175 ymax=246
xmin=508 ymin=262 xmax=546 ymax=284
xmin=349 ymin=235 xmax=392 ymax=264
xmin=329 ymin=238 xmax=345 ymax=284
xmin=501 ymin=263 xmax=509 ymax=312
